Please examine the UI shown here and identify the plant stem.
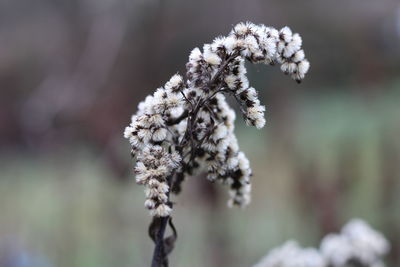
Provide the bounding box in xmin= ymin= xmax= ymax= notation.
xmin=151 ymin=216 xmax=169 ymax=267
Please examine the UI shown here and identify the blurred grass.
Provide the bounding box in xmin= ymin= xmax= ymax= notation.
xmin=0 ymin=81 xmax=399 ymax=266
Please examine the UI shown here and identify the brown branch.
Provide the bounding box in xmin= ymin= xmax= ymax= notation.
xmin=205 ymin=50 xmax=241 ymax=89
xmin=166 ymin=110 xmax=189 ymax=126
xmin=151 ymin=216 xmax=170 ymax=267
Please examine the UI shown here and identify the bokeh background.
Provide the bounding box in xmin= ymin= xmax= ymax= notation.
xmin=1 ymin=0 xmax=400 ymax=266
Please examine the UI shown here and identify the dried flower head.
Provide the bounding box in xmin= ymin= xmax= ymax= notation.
xmin=254 ymin=219 xmax=390 ymax=267
xmin=254 ymin=241 xmax=326 ymax=267
xmin=124 ymin=21 xmax=309 ymax=218
xmin=320 ymin=219 xmax=390 ymax=267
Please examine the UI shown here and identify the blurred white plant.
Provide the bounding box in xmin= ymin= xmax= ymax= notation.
xmin=321 ymin=219 xmax=390 ymax=267
xmin=254 ymin=219 xmax=390 ymax=267
xmin=254 ymin=241 xmax=326 ymax=267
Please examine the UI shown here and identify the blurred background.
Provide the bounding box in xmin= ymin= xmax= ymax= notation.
xmin=0 ymin=0 xmax=400 ymax=266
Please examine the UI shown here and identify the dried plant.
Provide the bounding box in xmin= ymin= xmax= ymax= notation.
xmin=254 ymin=219 xmax=390 ymax=267
xmin=124 ymin=22 xmax=309 ymax=266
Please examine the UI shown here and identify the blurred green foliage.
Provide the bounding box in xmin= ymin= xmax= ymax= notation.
xmin=1 ymin=79 xmax=398 ymax=266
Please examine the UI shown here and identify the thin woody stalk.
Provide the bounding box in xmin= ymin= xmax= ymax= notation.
xmin=151 ymin=216 xmax=168 ymax=267
xmin=124 ymin=22 xmax=309 ymax=265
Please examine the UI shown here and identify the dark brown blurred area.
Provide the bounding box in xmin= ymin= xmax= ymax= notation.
xmin=0 ymin=0 xmax=400 ymax=266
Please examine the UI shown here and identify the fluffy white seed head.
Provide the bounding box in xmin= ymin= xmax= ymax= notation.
xmin=254 ymin=241 xmax=326 ymax=267
xmin=320 ymin=219 xmax=390 ymax=266
xmin=124 ymin=21 xmax=310 ymax=216
xmin=151 ymin=204 xmax=172 ymax=217
xmin=254 ymin=219 xmax=389 ymax=267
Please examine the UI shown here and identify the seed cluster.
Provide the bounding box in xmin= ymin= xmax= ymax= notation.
xmin=124 ymin=22 xmax=309 ymax=217
xmin=320 ymin=219 xmax=390 ymax=267
xmin=254 ymin=219 xmax=390 ymax=267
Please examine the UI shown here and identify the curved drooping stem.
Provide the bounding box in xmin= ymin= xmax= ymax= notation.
xmin=150 ymin=215 xmax=178 ymax=267
xmin=150 ymin=216 xmax=169 ymax=267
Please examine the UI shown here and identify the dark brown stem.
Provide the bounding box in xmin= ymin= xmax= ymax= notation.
xmin=205 ymin=50 xmax=241 ymax=89
xmin=151 ymin=216 xmax=170 ymax=267
xmin=166 ymin=110 xmax=189 ymax=126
